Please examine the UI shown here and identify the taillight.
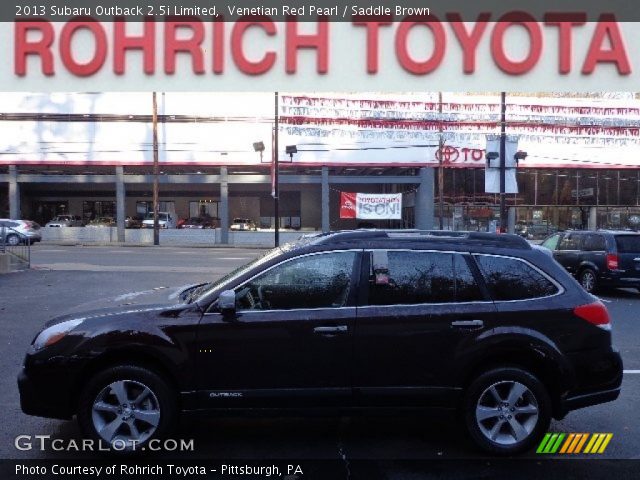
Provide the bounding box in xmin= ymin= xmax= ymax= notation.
xmin=606 ymin=254 xmax=619 ymax=270
xmin=573 ymin=302 xmax=611 ymax=330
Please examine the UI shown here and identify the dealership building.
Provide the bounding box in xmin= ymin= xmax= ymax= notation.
xmin=1 ymin=92 xmax=639 ymax=244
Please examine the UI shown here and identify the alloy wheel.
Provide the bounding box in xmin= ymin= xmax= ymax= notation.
xmin=6 ymin=235 xmax=19 ymax=246
xmin=581 ymin=271 xmax=596 ymax=292
xmin=475 ymin=380 xmax=539 ymax=446
xmin=91 ymin=379 xmax=161 ymax=448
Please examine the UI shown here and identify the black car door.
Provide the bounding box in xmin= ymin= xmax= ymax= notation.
xmin=353 ymin=249 xmax=496 ymax=408
xmin=196 ymin=250 xmax=361 ymax=408
xmin=554 ymin=232 xmax=584 ymax=274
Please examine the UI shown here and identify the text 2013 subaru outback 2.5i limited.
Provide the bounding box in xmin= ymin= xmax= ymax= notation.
xmin=18 ymin=231 xmax=622 ymax=455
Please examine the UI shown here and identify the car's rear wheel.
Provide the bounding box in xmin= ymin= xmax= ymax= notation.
xmin=463 ymin=367 xmax=551 ymax=455
xmin=578 ymin=268 xmax=598 ymax=293
xmin=77 ymin=365 xmax=177 ymax=453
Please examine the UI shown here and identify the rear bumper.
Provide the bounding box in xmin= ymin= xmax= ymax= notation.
xmin=561 ymin=387 xmax=621 ymax=413
xmin=599 ymin=271 xmax=640 ymax=288
xmin=558 ymin=350 xmax=623 ymax=417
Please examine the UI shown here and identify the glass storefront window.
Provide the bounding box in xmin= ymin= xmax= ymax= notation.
xmin=189 ymin=201 xmax=219 ymax=219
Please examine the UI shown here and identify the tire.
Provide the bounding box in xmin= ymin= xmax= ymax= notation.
xmin=77 ymin=365 xmax=177 ymax=453
xmin=463 ymin=367 xmax=551 ymax=455
xmin=6 ymin=234 xmax=20 ymax=246
xmin=578 ymin=268 xmax=598 ymax=294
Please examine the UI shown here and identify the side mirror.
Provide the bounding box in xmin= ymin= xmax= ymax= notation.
xmin=218 ymin=290 xmax=236 ymax=316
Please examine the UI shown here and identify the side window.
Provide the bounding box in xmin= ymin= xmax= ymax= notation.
xmin=235 ymin=251 xmax=356 ymax=311
xmin=475 ymin=255 xmax=559 ymax=301
xmin=584 ymin=234 xmax=606 ymax=251
xmin=558 ymin=233 xmax=583 ymax=251
xmin=368 ymin=251 xmax=482 ymax=305
xmin=541 ymin=233 xmax=561 ymax=251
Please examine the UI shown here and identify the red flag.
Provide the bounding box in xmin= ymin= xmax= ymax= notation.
xmin=340 ymin=192 xmax=357 ymax=219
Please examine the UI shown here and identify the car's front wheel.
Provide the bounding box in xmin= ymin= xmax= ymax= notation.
xmin=77 ymin=365 xmax=177 ymax=452
xmin=463 ymin=367 xmax=551 ymax=455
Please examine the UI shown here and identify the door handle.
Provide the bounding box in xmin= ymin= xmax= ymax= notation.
xmin=451 ymin=319 xmax=484 ymax=328
xmin=313 ymin=326 xmax=348 ymax=335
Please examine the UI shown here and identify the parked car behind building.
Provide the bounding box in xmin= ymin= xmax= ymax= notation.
xmin=45 ymin=215 xmax=84 ymax=228
xmin=182 ymin=216 xmax=220 ymax=229
xmin=230 ymin=218 xmax=257 ymax=231
xmin=87 ymin=217 xmax=116 ymax=228
xmin=142 ymin=212 xmax=177 ymax=229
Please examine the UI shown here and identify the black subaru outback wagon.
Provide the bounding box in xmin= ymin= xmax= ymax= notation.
xmin=18 ymin=230 xmax=622 ymax=455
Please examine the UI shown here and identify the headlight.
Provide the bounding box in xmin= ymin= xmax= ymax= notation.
xmin=33 ymin=319 xmax=84 ymax=351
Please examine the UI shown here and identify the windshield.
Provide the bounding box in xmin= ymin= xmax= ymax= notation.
xmin=184 ymin=234 xmax=326 ymax=303
xmin=615 ymin=235 xmax=640 ymax=253
xmin=185 ymin=247 xmax=284 ymax=303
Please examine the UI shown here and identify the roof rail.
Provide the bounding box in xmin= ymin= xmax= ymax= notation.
xmin=314 ymin=229 xmax=531 ymax=249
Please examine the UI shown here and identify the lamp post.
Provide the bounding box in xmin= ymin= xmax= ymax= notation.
xmin=438 ymin=91 xmax=444 ymax=230
xmin=273 ymin=93 xmax=279 ymax=247
xmin=152 ymin=92 xmax=160 ymax=246
xmin=499 ymin=91 xmax=507 ymax=233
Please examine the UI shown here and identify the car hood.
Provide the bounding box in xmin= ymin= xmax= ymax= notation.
xmin=43 ymin=283 xmax=203 ymax=327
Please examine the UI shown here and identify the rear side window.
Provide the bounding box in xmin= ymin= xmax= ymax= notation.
xmin=474 ymin=255 xmax=559 ymax=301
xmin=615 ymin=235 xmax=640 ymax=253
xmin=584 ymin=234 xmax=606 ymax=251
xmin=368 ymin=251 xmax=483 ymax=305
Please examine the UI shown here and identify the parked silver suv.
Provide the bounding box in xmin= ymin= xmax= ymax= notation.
xmin=0 ymin=219 xmax=42 ymax=245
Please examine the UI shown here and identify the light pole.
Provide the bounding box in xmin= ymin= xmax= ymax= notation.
xmin=152 ymin=92 xmax=160 ymax=246
xmin=438 ymin=91 xmax=444 ymax=230
xmin=498 ymin=92 xmax=507 ymax=233
xmin=273 ymin=93 xmax=280 ymax=246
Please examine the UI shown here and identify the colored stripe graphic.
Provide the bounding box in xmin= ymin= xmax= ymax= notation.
xmin=536 ymin=433 xmax=552 ymax=453
xmin=597 ymin=434 xmax=613 ymax=453
xmin=537 ymin=433 xmax=612 ymax=454
xmin=559 ymin=433 xmax=575 ymax=453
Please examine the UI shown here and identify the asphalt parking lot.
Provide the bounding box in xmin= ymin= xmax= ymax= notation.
xmin=1 ymin=245 xmax=638 ymax=475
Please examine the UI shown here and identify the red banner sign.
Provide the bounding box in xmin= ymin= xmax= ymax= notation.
xmin=340 ymin=192 xmax=357 ymax=219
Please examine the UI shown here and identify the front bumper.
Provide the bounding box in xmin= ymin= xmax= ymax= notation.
xmin=18 ymin=368 xmax=74 ymax=420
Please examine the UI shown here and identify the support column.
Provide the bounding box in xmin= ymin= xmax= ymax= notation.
xmin=321 ymin=166 xmax=329 ymax=233
xmin=415 ymin=167 xmax=434 ymax=230
xmin=508 ymin=207 xmax=516 ymax=234
xmin=588 ymin=206 xmax=598 ymax=231
xmin=220 ymin=167 xmax=229 ymax=244
xmin=8 ymin=165 xmax=20 ymax=219
xmin=115 ymin=166 xmax=125 ymax=242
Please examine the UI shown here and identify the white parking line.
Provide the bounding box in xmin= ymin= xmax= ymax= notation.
xmin=624 ymin=370 xmax=640 ymax=374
